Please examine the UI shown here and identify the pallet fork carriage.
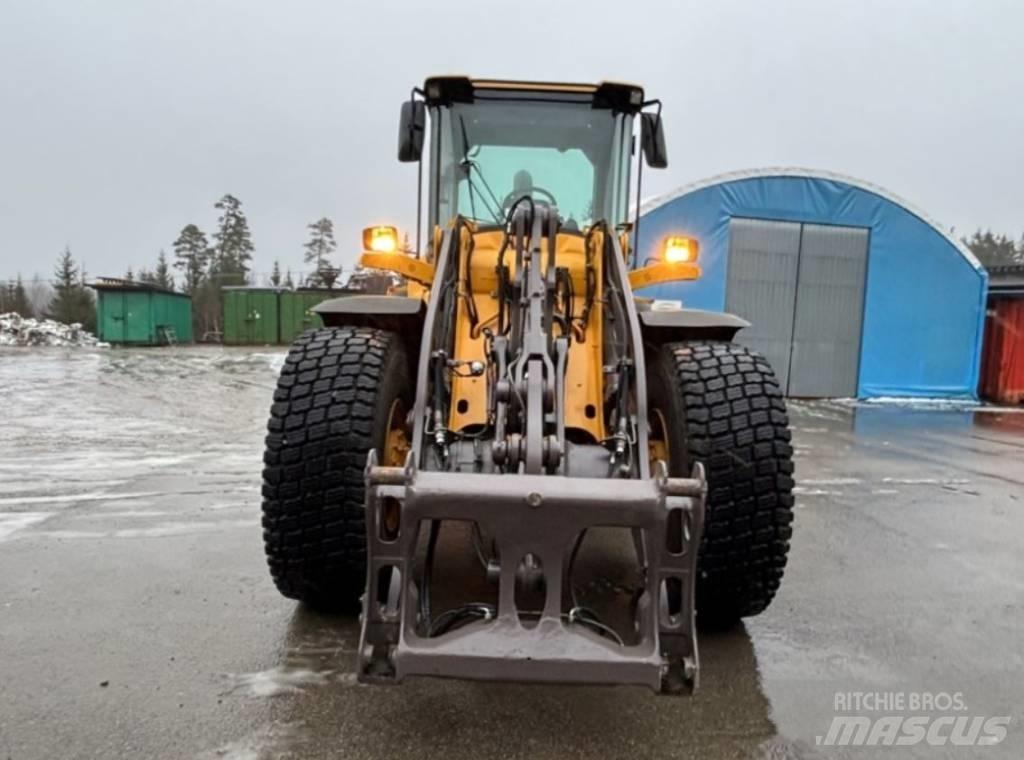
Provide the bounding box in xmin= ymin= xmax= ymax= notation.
xmin=261 ymin=76 xmax=795 ymax=695
xmin=361 ymin=456 xmax=705 ymax=692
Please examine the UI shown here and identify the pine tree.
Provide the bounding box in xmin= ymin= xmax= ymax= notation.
xmin=13 ymin=275 xmax=30 ymax=317
xmin=303 ymin=217 xmax=337 ymax=285
xmin=961 ymin=229 xmax=1022 ymax=268
xmin=284 ymin=269 xmax=295 ymax=289
xmin=138 ymin=268 xmax=156 ymax=285
xmin=173 ymin=224 xmax=211 ymax=293
xmin=154 ymin=249 xmax=173 ymax=290
xmin=49 ymin=246 xmax=94 ymax=328
xmin=270 ymin=260 xmax=282 ymax=287
xmin=124 ymin=266 xmax=135 ymax=282
xmin=213 ymin=194 xmax=254 ymax=282
xmin=51 ymin=247 xmax=79 ymax=324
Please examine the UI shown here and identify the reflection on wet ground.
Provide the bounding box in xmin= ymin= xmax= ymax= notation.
xmin=0 ymin=347 xmax=1021 ymax=759
xmin=240 ymin=608 xmax=788 ymax=760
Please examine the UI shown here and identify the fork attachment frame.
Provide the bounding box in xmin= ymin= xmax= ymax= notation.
xmin=357 ymin=454 xmax=706 ymax=694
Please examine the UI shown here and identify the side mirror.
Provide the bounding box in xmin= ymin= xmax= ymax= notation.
xmin=398 ymin=100 xmax=426 ymax=163
xmin=640 ymin=112 xmax=668 ymax=169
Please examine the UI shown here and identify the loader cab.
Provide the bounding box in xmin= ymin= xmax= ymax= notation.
xmin=399 ymin=77 xmax=666 ymax=249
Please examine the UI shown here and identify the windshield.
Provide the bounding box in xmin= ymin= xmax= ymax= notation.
xmin=430 ymin=98 xmax=630 ymax=229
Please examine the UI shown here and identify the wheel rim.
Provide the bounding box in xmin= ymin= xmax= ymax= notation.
xmin=383 ymin=398 xmax=410 ymax=467
xmin=648 ymin=407 xmax=670 ymax=470
xmin=381 ymin=398 xmax=410 ymax=539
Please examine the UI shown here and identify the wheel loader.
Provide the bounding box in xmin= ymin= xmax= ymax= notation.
xmin=262 ymin=76 xmax=795 ymax=694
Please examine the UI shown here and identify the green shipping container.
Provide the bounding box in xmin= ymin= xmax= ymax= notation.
xmin=91 ymin=280 xmax=193 ymax=345
xmin=278 ymin=290 xmax=330 ymax=344
xmin=222 ymin=288 xmax=281 ymax=345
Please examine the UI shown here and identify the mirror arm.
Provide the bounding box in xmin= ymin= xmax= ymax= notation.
xmin=633 ymin=100 xmax=664 ymax=267
xmin=642 ymin=99 xmax=664 ymax=147
xmin=409 ymin=88 xmax=426 ymax=257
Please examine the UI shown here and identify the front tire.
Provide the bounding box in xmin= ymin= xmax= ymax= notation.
xmin=648 ymin=340 xmax=795 ymax=626
xmin=261 ymin=326 xmax=411 ymax=610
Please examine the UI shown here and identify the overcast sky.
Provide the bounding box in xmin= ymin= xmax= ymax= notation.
xmin=1 ymin=0 xmax=1022 ymax=282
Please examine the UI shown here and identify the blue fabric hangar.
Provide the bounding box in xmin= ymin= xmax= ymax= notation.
xmin=635 ymin=168 xmax=987 ymax=399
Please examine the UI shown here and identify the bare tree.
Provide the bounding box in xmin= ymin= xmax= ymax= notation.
xmin=26 ymin=275 xmax=52 ymax=317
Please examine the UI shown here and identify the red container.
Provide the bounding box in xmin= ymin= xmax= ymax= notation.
xmin=981 ymin=298 xmax=1024 ymax=404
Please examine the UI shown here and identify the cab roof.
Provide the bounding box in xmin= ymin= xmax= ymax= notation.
xmin=422 ymin=76 xmax=646 ymax=114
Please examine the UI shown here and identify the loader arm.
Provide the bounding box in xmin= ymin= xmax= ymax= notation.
xmin=358 ymin=204 xmax=706 ymax=693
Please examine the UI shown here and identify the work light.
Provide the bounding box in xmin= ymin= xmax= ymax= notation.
xmin=663 ymin=236 xmax=699 ymax=264
xmin=363 ymin=225 xmax=399 ymax=253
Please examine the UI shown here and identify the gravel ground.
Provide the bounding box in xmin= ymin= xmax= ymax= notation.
xmin=1 ymin=346 xmax=1022 ymax=759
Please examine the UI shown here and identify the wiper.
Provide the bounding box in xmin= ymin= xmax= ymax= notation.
xmin=457 ymin=115 xmax=503 ymax=222
xmin=460 ymin=159 xmax=503 ymax=222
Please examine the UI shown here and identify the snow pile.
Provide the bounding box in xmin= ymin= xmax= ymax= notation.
xmin=0 ymin=313 xmax=107 ymax=348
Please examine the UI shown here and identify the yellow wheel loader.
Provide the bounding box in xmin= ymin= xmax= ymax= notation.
xmin=261 ymin=77 xmax=795 ymax=694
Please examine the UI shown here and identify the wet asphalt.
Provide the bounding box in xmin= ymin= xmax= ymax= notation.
xmin=0 ymin=346 xmax=1022 ymax=759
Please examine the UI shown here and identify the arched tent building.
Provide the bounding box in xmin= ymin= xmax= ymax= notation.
xmin=636 ymin=169 xmax=987 ymax=399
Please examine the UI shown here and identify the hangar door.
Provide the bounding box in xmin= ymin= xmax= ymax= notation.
xmin=725 ymin=218 xmax=869 ymax=397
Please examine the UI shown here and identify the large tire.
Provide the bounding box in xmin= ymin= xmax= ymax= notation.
xmin=648 ymin=340 xmax=795 ymax=625
xmin=262 ymin=326 xmax=411 ymax=610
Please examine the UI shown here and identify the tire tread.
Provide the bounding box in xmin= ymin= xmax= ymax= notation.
xmin=661 ymin=341 xmax=795 ymax=622
xmin=261 ymin=326 xmax=402 ymax=609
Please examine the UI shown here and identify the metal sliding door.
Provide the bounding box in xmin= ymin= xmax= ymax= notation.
xmin=724 ymin=218 xmax=802 ymax=393
xmin=725 ymin=218 xmax=869 ymax=397
xmin=787 ymin=224 xmax=869 ymax=397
